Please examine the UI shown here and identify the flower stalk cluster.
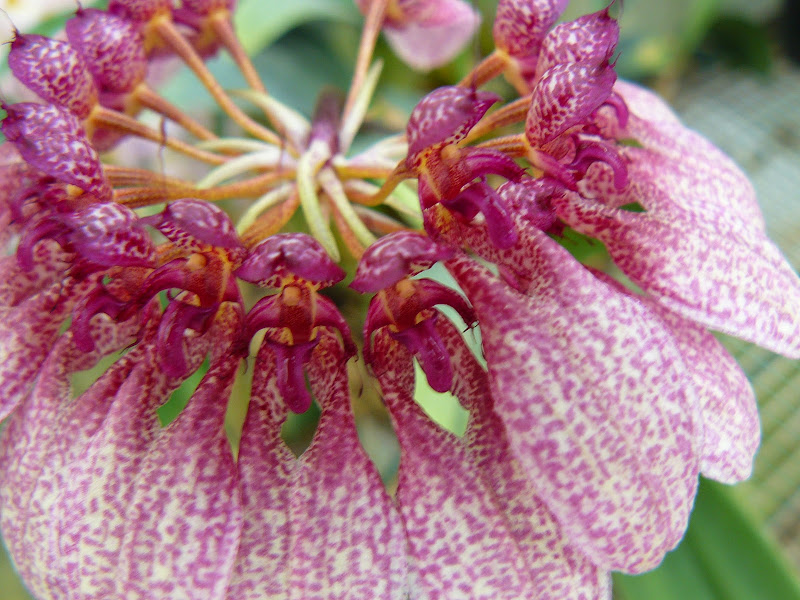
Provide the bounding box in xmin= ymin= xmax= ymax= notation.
xmin=1 ymin=0 xmax=800 ymax=598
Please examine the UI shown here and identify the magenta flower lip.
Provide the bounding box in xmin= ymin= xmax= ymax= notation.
xmin=1 ymin=0 xmax=798 ymax=598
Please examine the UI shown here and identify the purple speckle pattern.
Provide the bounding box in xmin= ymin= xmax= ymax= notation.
xmin=406 ymin=86 xmax=499 ymax=159
xmin=448 ymin=244 xmax=699 ymax=573
xmin=535 ymin=7 xmax=618 ymax=76
xmin=109 ymin=354 xmax=242 ymax=598
xmin=66 ymin=9 xmax=148 ymax=94
xmin=350 ymin=231 xmax=453 ymax=293
xmin=526 ymin=62 xmax=616 ymax=147
xmin=594 ymin=272 xmax=759 ymax=484
xmin=50 ymin=315 xmax=220 ymax=599
xmin=0 ymin=314 xmax=142 ymax=599
xmin=373 ymin=329 xmax=541 ymax=599
xmin=554 ymin=192 xmax=800 ymax=360
xmin=157 ymin=199 xmax=245 ymax=260
xmin=2 ymin=103 xmax=111 ymax=200
xmin=566 ymin=83 xmax=800 ymax=358
xmin=8 ymin=35 xmax=97 ymax=119
xmin=0 ymin=0 xmax=783 ymax=595
xmin=70 ymin=202 xmax=157 ymax=268
xmin=591 ymin=81 xmax=765 ymax=234
xmin=493 ymin=0 xmax=568 ymax=58
xmin=109 ymin=0 xmax=172 ymax=21
xmin=0 ymin=240 xmax=71 ymax=306
xmin=236 ymin=233 xmax=345 ymax=289
xmin=651 ymin=310 xmax=759 ymax=483
xmin=438 ymin=318 xmax=611 ymax=600
xmin=0 ymin=276 xmax=95 ymax=422
xmin=230 ymin=330 xmax=411 ymax=599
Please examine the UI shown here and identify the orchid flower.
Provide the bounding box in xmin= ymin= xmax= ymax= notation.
xmin=1 ymin=0 xmax=799 ymax=599
xmin=354 ymin=0 xmax=481 ymax=71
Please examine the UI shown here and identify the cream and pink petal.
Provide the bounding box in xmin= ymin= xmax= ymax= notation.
xmin=0 ymin=313 xmax=142 ymax=599
xmin=372 ymin=329 xmax=538 ymax=599
xmin=50 ymin=320 xmax=216 ymax=599
xmin=229 ymin=332 xmax=411 ymax=599
xmin=555 ymin=193 xmax=800 ymax=359
xmin=448 ymin=242 xmax=699 ymax=573
xmin=0 ymin=276 xmax=94 ymax=422
xmin=590 ymin=80 xmax=765 ymax=234
xmin=111 ymin=353 xmax=243 ymax=599
xmin=638 ymin=299 xmax=758 ymax=483
xmin=588 ymin=270 xmax=759 ymax=484
xmin=438 ymin=318 xmax=611 ymax=600
xmin=383 ymin=0 xmax=480 ymax=71
xmin=226 ymin=342 xmax=295 ymax=599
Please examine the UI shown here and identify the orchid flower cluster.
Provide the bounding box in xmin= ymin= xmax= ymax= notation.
xmin=1 ymin=0 xmax=799 ymax=598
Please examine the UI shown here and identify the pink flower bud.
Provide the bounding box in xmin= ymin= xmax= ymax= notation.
xmin=526 ymin=61 xmax=617 ymax=147
xmin=535 ymin=5 xmax=619 ymax=76
xmin=406 ymin=86 xmax=499 ymax=159
xmin=2 ymin=103 xmax=111 ymax=200
xmin=8 ymin=34 xmax=97 ymax=118
xmin=109 ymin=0 xmax=173 ymax=21
xmin=146 ymin=199 xmax=245 ymax=264
xmin=357 ymin=0 xmax=480 ymax=71
xmin=493 ymin=0 xmax=568 ymax=61
xmin=236 ymin=233 xmax=345 ymax=289
xmin=66 ymin=9 xmax=148 ymax=94
xmin=351 ymin=231 xmax=453 ymax=293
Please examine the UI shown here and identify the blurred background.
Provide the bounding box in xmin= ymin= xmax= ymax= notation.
xmin=2 ymin=0 xmax=800 ymax=598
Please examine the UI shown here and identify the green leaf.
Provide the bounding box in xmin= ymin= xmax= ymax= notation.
xmin=157 ymin=358 xmax=209 ymax=426
xmin=704 ymin=16 xmax=773 ymax=74
xmin=614 ymin=479 xmax=800 ymax=600
xmin=233 ymin=0 xmax=359 ymax=55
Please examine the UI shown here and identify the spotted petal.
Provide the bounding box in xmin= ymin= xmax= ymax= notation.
xmin=2 ymin=103 xmax=111 ymax=200
xmin=8 ymin=34 xmax=97 ymax=118
xmin=51 ymin=318 xmax=217 ymax=599
xmin=0 ymin=241 xmax=71 ymax=307
xmin=592 ymin=273 xmax=758 ymax=484
xmin=526 ymin=61 xmax=616 ymax=147
xmin=448 ymin=241 xmax=699 ymax=573
xmin=659 ymin=312 xmax=758 ymax=483
xmin=111 ymin=353 xmax=242 ymax=599
xmin=493 ymin=0 xmax=568 ymax=60
xmin=109 ymin=0 xmax=173 ymax=21
xmin=554 ymin=192 xmax=800 ymax=359
xmin=535 ymin=6 xmax=619 ymax=75
xmin=229 ymin=330 xmax=410 ymax=599
xmin=0 ymin=277 xmax=94 ymax=422
xmin=66 ymin=8 xmax=148 ymax=93
xmin=372 ymin=328 xmax=537 ymax=598
xmin=0 ymin=313 xmax=142 ymax=600
xmin=437 ymin=318 xmax=611 ymax=599
xmin=655 ymin=311 xmax=758 ymax=483
xmin=406 ymin=86 xmax=499 ymax=159
xmin=590 ymin=80 xmax=765 ymax=236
